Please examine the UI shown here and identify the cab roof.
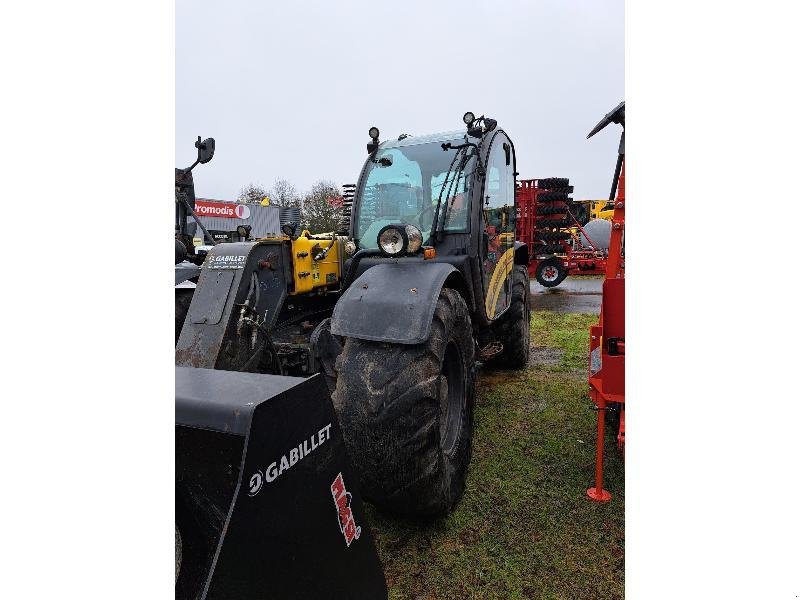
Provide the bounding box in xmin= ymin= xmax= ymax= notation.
xmin=378 ymin=130 xmax=475 ymax=150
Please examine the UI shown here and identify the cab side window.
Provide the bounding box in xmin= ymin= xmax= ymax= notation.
xmin=480 ymin=134 xmax=516 ymax=320
xmin=484 ymin=138 xmax=514 ymax=227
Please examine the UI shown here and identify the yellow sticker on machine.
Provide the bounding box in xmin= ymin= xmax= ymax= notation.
xmin=484 ymin=247 xmax=515 ymax=319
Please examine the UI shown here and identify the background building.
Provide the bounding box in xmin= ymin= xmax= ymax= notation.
xmin=192 ymin=198 xmax=281 ymax=244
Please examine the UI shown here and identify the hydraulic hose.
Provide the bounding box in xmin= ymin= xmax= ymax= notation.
xmin=342 ymin=248 xmax=382 ymax=290
xmin=313 ymin=233 xmax=338 ymax=261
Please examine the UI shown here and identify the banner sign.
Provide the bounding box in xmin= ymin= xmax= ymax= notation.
xmin=195 ymin=200 xmax=251 ymax=220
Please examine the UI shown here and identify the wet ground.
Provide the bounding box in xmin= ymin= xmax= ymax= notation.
xmin=530 ymin=276 xmax=602 ymax=314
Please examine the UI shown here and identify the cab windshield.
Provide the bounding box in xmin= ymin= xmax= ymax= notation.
xmin=355 ymin=139 xmax=474 ymax=249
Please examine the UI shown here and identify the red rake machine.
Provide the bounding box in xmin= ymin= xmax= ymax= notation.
xmin=585 ymin=101 xmax=625 ymax=503
xmin=515 ymin=178 xmax=608 ymax=287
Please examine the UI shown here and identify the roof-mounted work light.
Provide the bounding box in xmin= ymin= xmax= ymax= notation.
xmin=367 ymin=126 xmax=380 ymax=154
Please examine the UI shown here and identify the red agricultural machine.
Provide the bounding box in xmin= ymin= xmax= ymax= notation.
xmin=584 ymin=101 xmax=625 ymax=503
xmin=515 ymin=178 xmax=609 ymax=287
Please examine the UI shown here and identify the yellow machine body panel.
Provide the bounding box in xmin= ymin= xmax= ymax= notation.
xmin=575 ymin=200 xmax=615 ymax=223
xmin=590 ymin=200 xmax=615 ymax=222
xmin=289 ymin=232 xmax=344 ymax=295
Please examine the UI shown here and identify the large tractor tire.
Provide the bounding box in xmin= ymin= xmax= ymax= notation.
xmin=536 ymin=204 xmax=568 ymax=216
xmin=536 ymin=217 xmax=573 ymax=229
xmin=486 ymin=265 xmax=531 ymax=369
xmin=533 ymin=244 xmax=566 ymax=255
xmin=535 ymin=258 xmax=568 ymax=287
xmin=175 ymin=289 xmax=194 ymax=344
xmin=332 ymin=288 xmax=476 ymax=516
xmin=546 ymin=185 xmax=574 ymax=194
xmin=536 ymin=191 xmax=569 ymax=203
xmin=538 ymin=177 xmax=570 ymax=189
xmin=537 ymin=231 xmax=572 ymax=242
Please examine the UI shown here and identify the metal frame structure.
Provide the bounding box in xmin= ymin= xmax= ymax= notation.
xmin=515 ymin=179 xmax=608 ymax=285
xmin=585 ymin=102 xmax=625 ymax=503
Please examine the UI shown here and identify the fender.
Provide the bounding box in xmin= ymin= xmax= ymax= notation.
xmin=330 ymin=262 xmax=460 ymax=345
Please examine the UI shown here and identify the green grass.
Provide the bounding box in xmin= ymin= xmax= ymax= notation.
xmin=365 ymin=311 xmax=624 ymax=600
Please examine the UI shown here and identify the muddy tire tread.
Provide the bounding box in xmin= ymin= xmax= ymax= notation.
xmin=332 ymin=289 xmax=476 ymax=516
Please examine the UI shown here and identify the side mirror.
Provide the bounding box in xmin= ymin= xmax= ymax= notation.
xmin=196 ymin=137 xmax=215 ymax=164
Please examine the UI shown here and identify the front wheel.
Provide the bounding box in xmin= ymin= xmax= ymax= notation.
xmin=332 ymin=288 xmax=476 ymax=516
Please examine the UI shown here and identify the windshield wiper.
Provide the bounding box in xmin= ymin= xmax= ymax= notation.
xmin=372 ymin=155 xmax=393 ymax=166
xmin=431 ymin=141 xmax=481 ymax=242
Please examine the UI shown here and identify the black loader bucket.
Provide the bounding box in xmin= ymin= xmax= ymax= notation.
xmin=175 ymin=367 xmax=387 ymax=600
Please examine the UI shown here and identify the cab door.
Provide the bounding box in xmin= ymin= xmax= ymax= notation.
xmin=480 ymin=133 xmax=516 ymax=321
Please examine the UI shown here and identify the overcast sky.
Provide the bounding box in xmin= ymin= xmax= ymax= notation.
xmin=177 ymin=0 xmax=623 ymax=202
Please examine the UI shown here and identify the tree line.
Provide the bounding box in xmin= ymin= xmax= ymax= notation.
xmin=237 ymin=178 xmax=344 ymax=234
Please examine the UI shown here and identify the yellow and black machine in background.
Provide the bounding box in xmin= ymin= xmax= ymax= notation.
xmin=176 ymin=223 xmax=348 ymax=380
xmin=572 ymin=199 xmax=615 ymax=223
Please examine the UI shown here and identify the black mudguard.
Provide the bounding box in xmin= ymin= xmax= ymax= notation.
xmin=330 ymin=262 xmax=458 ymax=345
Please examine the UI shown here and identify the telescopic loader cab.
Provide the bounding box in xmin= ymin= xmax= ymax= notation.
xmin=175 ymin=113 xmax=531 ymax=519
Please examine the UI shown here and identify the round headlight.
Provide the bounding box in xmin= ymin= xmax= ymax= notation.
xmin=344 ymin=240 xmax=357 ymax=256
xmin=377 ymin=225 xmax=407 ymax=256
xmin=463 ymin=111 xmax=475 ymax=126
xmin=368 ymin=126 xmax=380 ymax=140
xmin=405 ymin=224 xmax=423 ymax=254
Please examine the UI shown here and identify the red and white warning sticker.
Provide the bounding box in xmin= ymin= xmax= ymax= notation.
xmin=331 ymin=472 xmax=361 ymax=547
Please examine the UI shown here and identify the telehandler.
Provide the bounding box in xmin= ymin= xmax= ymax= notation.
xmin=175 ymin=112 xmax=531 ymax=520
